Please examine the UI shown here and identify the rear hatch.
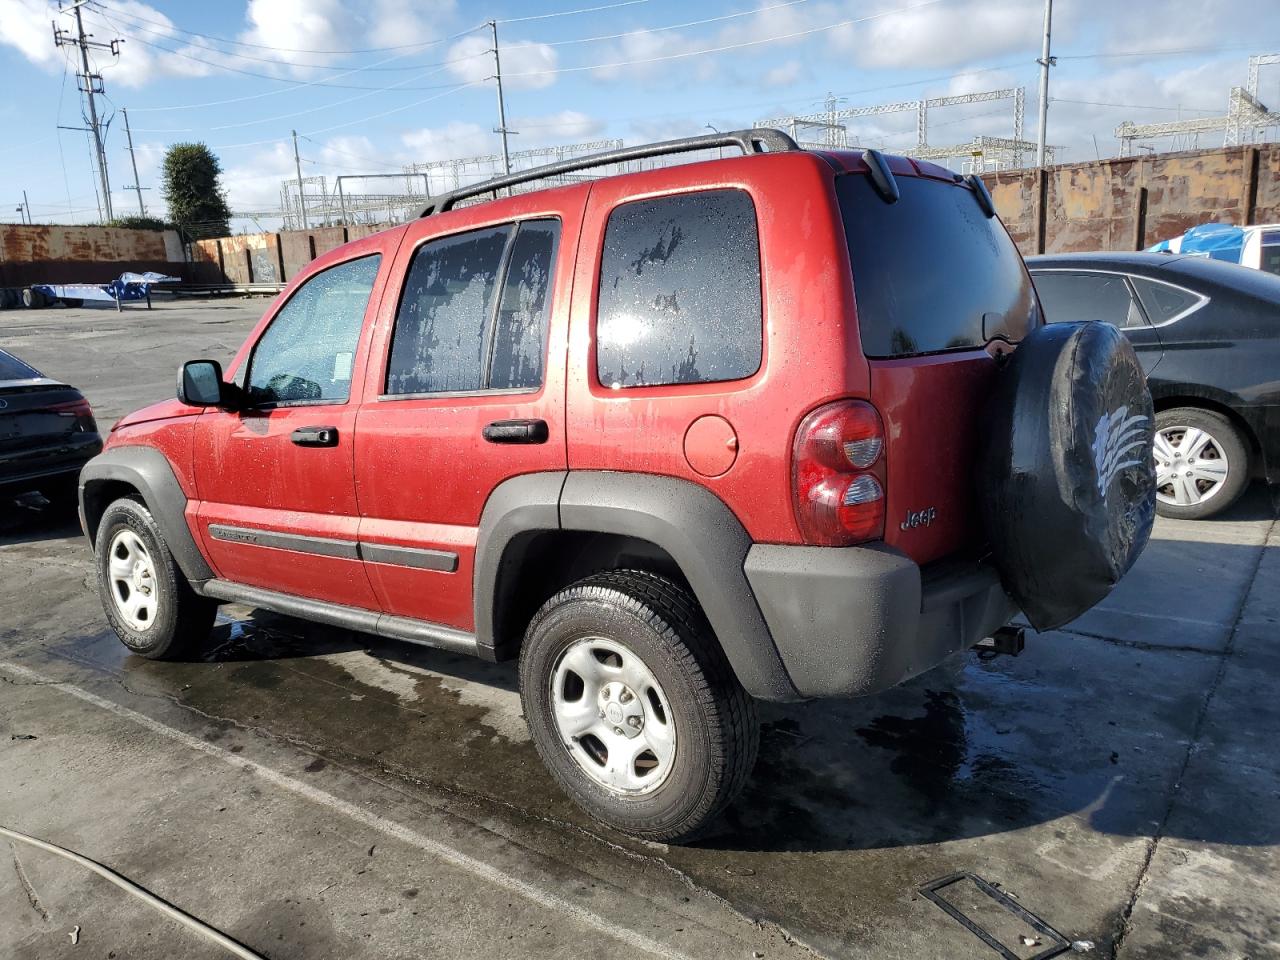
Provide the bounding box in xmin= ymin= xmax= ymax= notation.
xmin=0 ymin=351 xmax=98 ymax=473
xmin=836 ymin=165 xmax=1040 ymax=564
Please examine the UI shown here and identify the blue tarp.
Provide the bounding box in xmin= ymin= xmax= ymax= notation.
xmin=1147 ymin=222 xmax=1245 ymax=264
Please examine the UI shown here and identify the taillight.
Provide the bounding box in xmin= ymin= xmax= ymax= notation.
xmin=792 ymin=400 xmax=886 ymax=545
xmin=48 ymin=398 xmax=93 ymax=418
xmin=47 ymin=397 xmax=97 ymax=432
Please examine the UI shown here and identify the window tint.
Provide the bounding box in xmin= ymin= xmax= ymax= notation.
xmin=490 ymin=220 xmax=560 ymax=390
xmin=387 ymin=225 xmax=511 ymax=395
xmin=1033 ymin=271 xmax=1146 ymax=329
xmin=247 ymin=254 xmax=380 ymax=404
xmin=596 ymin=189 xmax=762 ymax=388
xmin=1262 ymin=230 xmax=1280 ymax=277
xmin=838 ymin=174 xmax=1037 ymax=357
xmin=0 ymin=350 xmax=40 ymax=381
xmin=1131 ymin=276 xmax=1202 ymax=324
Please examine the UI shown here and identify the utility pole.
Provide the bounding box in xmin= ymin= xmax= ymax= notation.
xmin=122 ymin=108 xmax=146 ymax=216
xmin=22 ymin=190 xmax=31 ymax=224
xmin=1035 ymin=0 xmax=1055 ymax=168
xmin=489 ymin=20 xmax=513 ymax=177
xmin=53 ymin=1 xmax=121 ymax=221
xmin=292 ymin=129 xmax=309 ymax=229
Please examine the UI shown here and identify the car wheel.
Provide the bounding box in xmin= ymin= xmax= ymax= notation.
xmin=1153 ymin=407 xmax=1250 ymax=520
xmin=519 ymin=569 xmax=758 ymax=842
xmin=21 ymin=288 xmax=45 ymax=309
xmin=95 ymin=497 xmax=216 ymax=659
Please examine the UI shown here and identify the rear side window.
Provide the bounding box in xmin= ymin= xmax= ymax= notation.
xmin=1131 ymin=276 xmax=1203 ymax=324
xmin=247 ymin=254 xmax=380 ymax=405
xmin=1034 ymin=271 xmax=1147 ymax=329
xmin=0 ymin=350 xmax=40 ymax=381
xmin=596 ymin=189 xmax=762 ymax=388
xmin=838 ymin=174 xmax=1037 ymax=357
xmin=387 ymin=219 xmax=559 ymax=395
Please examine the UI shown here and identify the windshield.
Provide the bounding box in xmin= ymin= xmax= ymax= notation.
xmin=837 ymin=173 xmax=1038 ymax=358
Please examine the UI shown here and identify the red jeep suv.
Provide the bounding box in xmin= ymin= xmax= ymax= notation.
xmin=80 ymin=130 xmax=1156 ymax=841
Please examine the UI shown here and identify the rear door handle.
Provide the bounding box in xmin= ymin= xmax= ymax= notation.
xmin=482 ymin=419 xmax=548 ymax=444
xmin=291 ymin=425 xmax=339 ymax=447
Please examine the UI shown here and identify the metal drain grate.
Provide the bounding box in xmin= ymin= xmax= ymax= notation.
xmin=920 ymin=872 xmax=1072 ymax=960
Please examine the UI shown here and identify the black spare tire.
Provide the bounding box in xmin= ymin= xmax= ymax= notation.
xmin=977 ymin=321 xmax=1156 ymax=631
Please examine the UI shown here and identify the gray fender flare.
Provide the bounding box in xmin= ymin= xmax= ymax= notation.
xmin=474 ymin=470 xmax=799 ymax=701
xmin=79 ymin=445 xmax=214 ymax=584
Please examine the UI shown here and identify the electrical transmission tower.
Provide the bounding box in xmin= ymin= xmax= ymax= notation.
xmin=1115 ymin=54 xmax=1280 ymax=156
xmin=53 ymin=1 xmax=121 ymax=222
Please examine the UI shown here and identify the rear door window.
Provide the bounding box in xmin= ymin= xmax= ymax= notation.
xmin=386 ymin=219 xmax=560 ymax=396
xmin=837 ymin=174 xmax=1037 ymax=357
xmin=1034 ymin=271 xmax=1147 ymax=329
xmin=596 ymin=189 xmax=762 ymax=388
xmin=0 ymin=350 xmax=41 ymax=381
xmin=1130 ymin=276 xmax=1204 ymax=324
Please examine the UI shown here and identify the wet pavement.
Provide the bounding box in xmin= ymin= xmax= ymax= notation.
xmin=2 ymin=301 xmax=1278 ymax=958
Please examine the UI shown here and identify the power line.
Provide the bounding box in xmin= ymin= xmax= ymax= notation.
xmin=94 ymin=1 xmax=484 ymax=54
xmin=1052 ymin=97 xmax=1219 ymax=113
xmin=117 ymin=32 xmax=493 ymax=92
xmin=502 ymin=0 xmax=946 ymax=77
xmin=102 ymin=16 xmax=491 ymax=73
xmin=497 ymin=0 xmax=650 ymax=24
xmin=535 ymin=0 xmax=815 ymax=47
xmin=1056 ymin=41 xmax=1280 ymax=60
xmin=131 ymin=70 xmax=471 ymax=134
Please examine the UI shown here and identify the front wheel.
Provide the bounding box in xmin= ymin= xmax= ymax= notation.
xmin=519 ymin=570 xmax=758 ymax=842
xmin=95 ymin=497 xmax=216 ymax=659
xmin=1153 ymin=407 xmax=1250 ymax=520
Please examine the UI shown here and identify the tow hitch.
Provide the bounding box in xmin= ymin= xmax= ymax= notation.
xmin=975 ymin=625 xmax=1025 ymax=659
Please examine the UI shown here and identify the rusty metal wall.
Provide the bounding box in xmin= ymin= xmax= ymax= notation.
xmin=0 ymin=224 xmax=187 ymax=286
xmin=981 ymin=144 xmax=1279 ymax=256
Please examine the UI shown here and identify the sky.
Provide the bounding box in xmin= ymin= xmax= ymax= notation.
xmin=1 ymin=0 xmax=1278 ymax=231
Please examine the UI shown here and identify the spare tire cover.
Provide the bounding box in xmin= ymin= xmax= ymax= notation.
xmin=977 ymin=321 xmax=1156 ymax=631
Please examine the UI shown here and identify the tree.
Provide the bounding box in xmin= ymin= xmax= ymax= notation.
xmin=106 ymin=215 xmax=171 ymax=231
xmin=161 ymin=143 xmax=231 ymax=239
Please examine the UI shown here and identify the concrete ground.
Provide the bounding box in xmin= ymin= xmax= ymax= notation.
xmin=1 ymin=298 xmax=1277 ymax=959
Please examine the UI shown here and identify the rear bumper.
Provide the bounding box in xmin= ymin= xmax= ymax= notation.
xmin=0 ymin=434 xmax=102 ymax=492
xmin=744 ymin=543 xmax=1016 ymax=699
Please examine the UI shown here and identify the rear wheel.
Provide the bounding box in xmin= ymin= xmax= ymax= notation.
xmin=95 ymin=497 xmax=216 ymax=659
xmin=1153 ymin=407 xmax=1249 ymax=520
xmin=519 ymin=570 xmax=758 ymax=842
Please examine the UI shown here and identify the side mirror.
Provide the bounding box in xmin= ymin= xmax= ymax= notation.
xmin=178 ymin=359 xmax=228 ymax=407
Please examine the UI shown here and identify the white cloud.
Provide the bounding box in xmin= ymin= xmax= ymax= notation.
xmin=446 ymin=34 xmax=558 ymax=90
xmin=840 ymin=0 xmax=1045 ymax=70
xmin=401 ymin=121 xmax=495 ymax=163
xmin=221 ymin=141 xmax=301 ymax=212
xmin=365 ymin=0 xmax=456 ymax=51
xmin=0 ymin=0 xmax=214 ymax=88
xmin=236 ymin=0 xmax=355 ymax=72
xmin=764 ymin=61 xmax=805 ymax=88
xmin=514 ymin=110 xmax=606 ymax=141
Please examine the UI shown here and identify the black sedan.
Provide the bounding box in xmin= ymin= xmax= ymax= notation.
xmin=1028 ymin=252 xmax=1280 ymax=519
xmin=0 ymin=348 xmax=102 ymax=504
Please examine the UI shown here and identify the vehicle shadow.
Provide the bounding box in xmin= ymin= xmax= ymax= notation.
xmin=91 ymin=505 xmax=1276 ymax=857
xmin=0 ymin=492 xmax=82 ymax=546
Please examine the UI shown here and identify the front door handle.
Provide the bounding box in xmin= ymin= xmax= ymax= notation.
xmin=291 ymin=425 xmax=339 ymax=447
xmin=482 ymin=419 xmax=548 ymax=444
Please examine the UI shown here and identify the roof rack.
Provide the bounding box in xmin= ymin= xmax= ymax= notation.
xmin=417 ymin=127 xmax=801 ymax=218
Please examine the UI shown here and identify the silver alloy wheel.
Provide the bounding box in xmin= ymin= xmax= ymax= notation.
xmin=549 ymin=636 xmax=677 ymax=796
xmin=1153 ymin=424 xmax=1230 ymax=507
xmin=107 ymin=529 xmax=159 ymax=631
